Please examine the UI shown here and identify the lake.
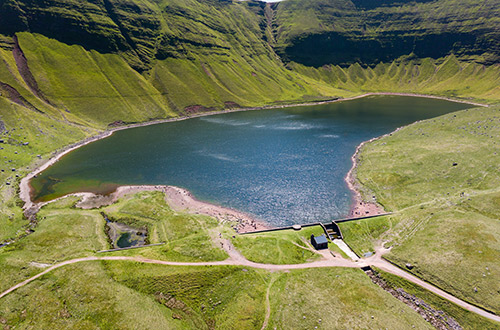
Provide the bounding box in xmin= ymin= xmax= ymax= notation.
xmin=31 ymin=96 xmax=471 ymax=227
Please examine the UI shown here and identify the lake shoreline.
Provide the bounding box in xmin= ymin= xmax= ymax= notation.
xmin=345 ymin=129 xmax=401 ymax=217
xmin=20 ymin=92 xmax=486 ymax=226
xmin=30 ymin=184 xmax=268 ymax=233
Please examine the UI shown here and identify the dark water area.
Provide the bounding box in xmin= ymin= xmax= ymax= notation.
xmin=102 ymin=212 xmax=147 ymax=249
xmin=116 ymin=232 xmax=134 ymax=248
xmin=31 ymin=96 xmax=471 ymax=227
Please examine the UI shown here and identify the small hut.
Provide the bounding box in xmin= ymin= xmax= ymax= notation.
xmin=311 ymin=234 xmax=328 ymax=250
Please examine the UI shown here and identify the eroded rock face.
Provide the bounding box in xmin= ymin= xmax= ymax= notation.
xmin=281 ymin=30 xmax=498 ymax=67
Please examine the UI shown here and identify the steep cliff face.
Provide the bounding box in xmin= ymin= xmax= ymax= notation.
xmin=2 ymin=0 xmax=499 ymax=74
xmin=274 ymin=0 xmax=500 ymax=67
xmin=0 ymin=0 xmax=273 ymax=71
xmin=0 ymin=0 xmax=128 ymax=53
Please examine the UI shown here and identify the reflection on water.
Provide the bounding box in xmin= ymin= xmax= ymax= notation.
xmin=31 ymin=96 xmax=471 ymax=227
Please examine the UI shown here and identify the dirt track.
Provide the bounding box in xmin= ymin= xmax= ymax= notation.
xmin=1 ymin=244 xmax=499 ymax=324
xmin=12 ymin=93 xmax=496 ymax=325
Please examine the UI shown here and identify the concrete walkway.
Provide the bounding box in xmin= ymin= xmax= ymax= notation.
xmin=333 ymin=239 xmax=360 ymax=261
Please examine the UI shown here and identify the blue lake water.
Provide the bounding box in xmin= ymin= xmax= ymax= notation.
xmin=31 ymin=96 xmax=471 ymax=227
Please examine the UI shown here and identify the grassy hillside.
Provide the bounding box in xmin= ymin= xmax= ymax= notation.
xmin=0 ymin=261 xmax=436 ymax=329
xmin=0 ymin=190 xmax=438 ymax=329
xmin=267 ymin=268 xmax=433 ymax=329
xmin=352 ymin=106 xmax=500 ymax=314
xmin=374 ymin=268 xmax=500 ymax=330
xmin=0 ymin=0 xmax=342 ymax=127
xmin=290 ymin=56 xmax=500 ymax=103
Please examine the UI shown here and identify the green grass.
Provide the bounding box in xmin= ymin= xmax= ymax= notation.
xmin=232 ymin=226 xmax=325 ymax=264
xmin=0 ymin=20 xmax=345 ymax=242
xmin=0 ymin=260 xmax=440 ymax=329
xmin=0 ymin=201 xmax=108 ymax=293
xmin=104 ymin=261 xmax=268 ymax=329
xmin=267 ymin=268 xmax=433 ymax=329
xmin=0 ymin=262 xmax=185 ymax=329
xmin=0 ymin=1 xmax=499 ymax=327
xmin=328 ymin=241 xmax=350 ymax=259
xmin=2 ymin=2 xmax=499 ymax=246
xmin=352 ymin=106 xmax=500 ymax=314
xmin=100 ymin=191 xmax=228 ymax=262
xmin=338 ymin=215 xmax=394 ymax=256
xmin=18 ymin=32 xmax=172 ymax=128
xmin=0 ymin=187 xmax=497 ymax=329
xmin=0 ymin=96 xmax=92 ymax=242
xmin=290 ymin=56 xmax=500 ymax=104
xmin=374 ymin=268 xmax=500 ymax=330
xmin=0 ymin=190 xmax=229 ymax=295
xmin=41 ymin=195 xmax=81 ymax=210
xmin=275 ymin=0 xmax=500 ymax=66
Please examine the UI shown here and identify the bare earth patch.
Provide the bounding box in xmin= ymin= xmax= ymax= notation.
xmin=70 ymin=185 xmax=269 ymax=233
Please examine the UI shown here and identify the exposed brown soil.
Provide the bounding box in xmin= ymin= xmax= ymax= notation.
xmin=184 ymin=105 xmax=216 ymax=114
xmin=345 ymin=136 xmax=387 ymax=217
xmin=224 ymin=101 xmax=240 ymax=109
xmin=0 ymin=81 xmax=41 ymax=113
xmin=200 ymin=62 xmax=213 ymax=77
xmin=155 ymin=292 xmax=190 ymax=314
xmin=107 ymin=120 xmax=126 ymax=127
xmin=12 ymin=35 xmax=51 ymax=105
xmin=163 ymin=185 xmax=269 ymax=233
xmin=70 ymin=184 xmax=269 ymax=233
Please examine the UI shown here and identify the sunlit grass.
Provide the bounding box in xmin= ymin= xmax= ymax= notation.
xmin=352 ymin=106 xmax=500 ymax=313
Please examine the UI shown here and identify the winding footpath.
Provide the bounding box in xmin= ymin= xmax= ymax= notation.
xmin=9 ymin=93 xmax=496 ymax=327
xmin=1 ymin=242 xmax=499 ymax=324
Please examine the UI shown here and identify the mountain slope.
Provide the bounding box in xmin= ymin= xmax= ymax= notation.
xmin=0 ymin=0 xmax=343 ymax=128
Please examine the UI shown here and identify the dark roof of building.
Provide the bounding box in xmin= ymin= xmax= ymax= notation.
xmin=312 ymin=234 xmax=328 ymax=245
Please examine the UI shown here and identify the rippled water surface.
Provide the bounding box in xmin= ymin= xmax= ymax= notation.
xmin=32 ymin=96 xmax=471 ymax=226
